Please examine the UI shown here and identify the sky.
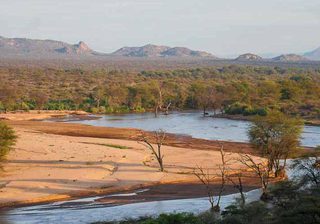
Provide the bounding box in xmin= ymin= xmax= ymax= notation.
xmin=1 ymin=0 xmax=320 ymax=57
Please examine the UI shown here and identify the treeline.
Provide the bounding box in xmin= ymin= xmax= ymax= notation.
xmin=0 ymin=65 xmax=320 ymax=118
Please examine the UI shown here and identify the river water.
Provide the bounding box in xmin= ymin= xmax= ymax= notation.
xmin=68 ymin=112 xmax=320 ymax=147
xmin=0 ymin=189 xmax=262 ymax=224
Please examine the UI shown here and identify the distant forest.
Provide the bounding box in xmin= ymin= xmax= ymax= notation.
xmin=1 ymin=65 xmax=320 ymax=120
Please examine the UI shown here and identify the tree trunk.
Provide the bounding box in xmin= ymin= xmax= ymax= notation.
xmin=154 ymin=106 xmax=158 ymax=117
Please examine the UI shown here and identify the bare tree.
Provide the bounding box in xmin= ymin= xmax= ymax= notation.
xmin=194 ymin=144 xmax=228 ymax=212
xmin=139 ymin=129 xmax=166 ymax=172
xmin=238 ymin=154 xmax=270 ymax=199
xmin=30 ymin=91 xmax=49 ymax=111
xmin=193 ymin=165 xmax=216 ymax=210
xmin=215 ymin=144 xmax=228 ymax=210
xmin=0 ymin=86 xmax=18 ymax=113
xmin=292 ymin=156 xmax=320 ymax=187
xmin=153 ymin=82 xmax=172 ymax=117
xmin=226 ymin=172 xmax=245 ymax=207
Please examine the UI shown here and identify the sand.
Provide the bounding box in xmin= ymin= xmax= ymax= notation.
xmin=0 ymin=112 xmax=265 ymax=208
xmin=0 ymin=110 xmax=88 ymax=121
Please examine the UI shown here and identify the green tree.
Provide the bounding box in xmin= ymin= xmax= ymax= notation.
xmin=248 ymin=111 xmax=303 ymax=177
xmin=0 ymin=122 xmax=17 ymax=160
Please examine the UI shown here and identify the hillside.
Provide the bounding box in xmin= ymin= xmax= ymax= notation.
xmin=272 ymin=54 xmax=308 ymax=62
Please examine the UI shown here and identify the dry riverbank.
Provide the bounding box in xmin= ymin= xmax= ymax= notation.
xmin=0 ymin=110 xmax=91 ymax=121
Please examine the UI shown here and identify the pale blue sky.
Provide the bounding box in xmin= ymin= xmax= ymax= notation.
xmin=1 ymin=0 xmax=320 ymax=57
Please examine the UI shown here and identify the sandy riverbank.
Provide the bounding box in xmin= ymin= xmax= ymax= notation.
xmin=0 ymin=110 xmax=91 ymax=121
xmin=0 ymin=111 xmax=304 ymax=209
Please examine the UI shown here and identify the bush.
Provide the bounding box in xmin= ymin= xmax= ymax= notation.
xmin=94 ymin=213 xmax=204 ymax=224
xmin=141 ymin=213 xmax=202 ymax=224
xmin=225 ymin=103 xmax=267 ymax=116
xmin=0 ymin=122 xmax=17 ymax=160
xmin=105 ymin=106 xmax=130 ymax=114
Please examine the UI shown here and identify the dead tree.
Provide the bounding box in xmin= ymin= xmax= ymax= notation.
xmin=153 ymin=82 xmax=173 ymax=117
xmin=293 ymin=156 xmax=320 ymax=187
xmin=193 ymin=165 xmax=216 ymax=210
xmin=226 ymin=172 xmax=245 ymax=207
xmin=154 ymin=84 xmax=163 ymax=117
xmin=194 ymin=144 xmax=228 ymax=212
xmin=215 ymin=144 xmax=229 ymax=211
xmin=238 ymin=154 xmax=271 ymax=199
xmin=139 ymin=129 xmax=166 ymax=172
xmin=164 ymin=101 xmax=172 ymax=115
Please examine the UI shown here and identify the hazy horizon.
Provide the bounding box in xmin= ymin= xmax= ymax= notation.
xmin=1 ymin=0 xmax=320 ymax=57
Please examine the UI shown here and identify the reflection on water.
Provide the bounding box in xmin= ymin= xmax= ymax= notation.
xmin=67 ymin=112 xmax=320 ymax=147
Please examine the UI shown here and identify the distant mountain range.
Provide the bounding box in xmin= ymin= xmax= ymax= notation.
xmin=0 ymin=36 xmax=214 ymax=59
xmin=0 ymin=36 xmax=319 ymax=61
xmin=235 ymin=53 xmax=312 ymax=62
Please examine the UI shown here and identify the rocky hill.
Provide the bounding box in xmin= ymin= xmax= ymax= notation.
xmin=111 ymin=44 xmax=215 ymax=58
xmin=272 ymin=54 xmax=308 ymax=62
xmin=304 ymin=47 xmax=320 ymax=61
xmin=235 ymin=53 xmax=263 ymax=61
xmin=0 ymin=36 xmax=98 ymax=58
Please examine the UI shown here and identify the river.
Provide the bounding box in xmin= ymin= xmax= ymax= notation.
xmin=67 ymin=112 xmax=320 ymax=147
xmin=0 ymin=189 xmax=262 ymax=224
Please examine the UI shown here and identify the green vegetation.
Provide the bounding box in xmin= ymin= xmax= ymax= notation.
xmin=102 ymin=144 xmax=131 ymax=149
xmin=81 ymin=142 xmax=132 ymax=149
xmin=0 ymin=122 xmax=17 ymax=160
xmin=0 ymin=65 xmax=320 ymax=120
xmin=249 ymin=111 xmax=303 ymax=177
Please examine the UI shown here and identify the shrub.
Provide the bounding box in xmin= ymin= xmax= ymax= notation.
xmin=0 ymin=122 xmax=17 ymax=160
xmin=225 ymin=103 xmax=267 ymax=116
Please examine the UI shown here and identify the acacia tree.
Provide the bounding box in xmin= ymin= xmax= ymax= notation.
xmin=190 ymin=82 xmax=217 ymax=116
xmin=0 ymin=86 xmax=18 ymax=113
xmin=30 ymin=91 xmax=49 ymax=111
xmin=0 ymin=122 xmax=17 ymax=161
xmin=92 ymin=85 xmax=106 ymax=108
xmin=248 ymin=111 xmax=303 ymax=177
xmin=139 ymin=129 xmax=166 ymax=172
